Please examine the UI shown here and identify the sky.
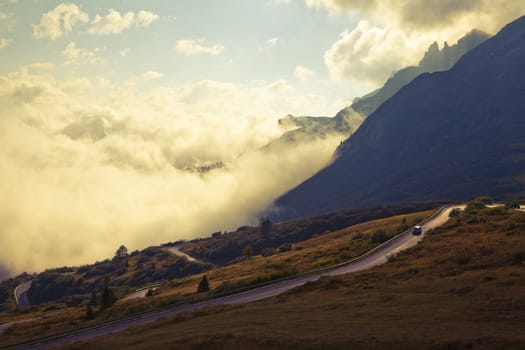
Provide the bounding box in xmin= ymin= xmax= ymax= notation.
xmin=1 ymin=0 xmax=525 ymax=278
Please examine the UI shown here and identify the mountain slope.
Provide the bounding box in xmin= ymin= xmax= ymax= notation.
xmin=274 ymin=16 xmax=525 ymax=220
xmin=271 ymin=30 xmax=488 ymax=148
xmin=351 ymin=29 xmax=489 ymax=117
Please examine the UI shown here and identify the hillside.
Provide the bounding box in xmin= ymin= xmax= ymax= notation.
xmin=274 ymin=16 xmax=525 ymax=220
xmin=56 ymin=204 xmax=525 ymax=349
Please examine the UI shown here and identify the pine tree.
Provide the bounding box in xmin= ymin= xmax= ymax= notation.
xmin=85 ymin=305 xmax=95 ymax=320
xmin=197 ymin=275 xmax=210 ymax=293
xmin=101 ymin=286 xmax=117 ymax=309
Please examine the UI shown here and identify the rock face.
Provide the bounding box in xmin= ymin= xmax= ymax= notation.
xmin=351 ymin=29 xmax=489 ymax=117
xmin=275 ymin=30 xmax=489 ymax=149
xmin=273 ymin=16 xmax=525 ymax=220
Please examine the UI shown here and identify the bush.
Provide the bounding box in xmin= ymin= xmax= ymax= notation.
xmin=449 ymin=208 xmax=462 ymax=217
xmin=513 ymin=250 xmax=525 ymax=265
xmin=505 ymin=200 xmax=521 ymax=209
xmin=455 ymin=253 xmax=472 ymax=265
xmin=370 ymin=230 xmax=390 ymax=244
xmin=278 ymin=243 xmax=292 ymax=253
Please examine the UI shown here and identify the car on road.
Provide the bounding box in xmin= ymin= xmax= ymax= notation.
xmin=412 ymin=226 xmax=422 ymax=236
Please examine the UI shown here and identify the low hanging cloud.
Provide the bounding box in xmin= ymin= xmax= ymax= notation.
xmin=324 ymin=21 xmax=417 ymax=84
xmin=0 ymin=68 xmax=342 ymax=277
xmin=311 ymin=0 xmax=525 ymax=85
xmin=175 ymin=39 xmax=225 ymax=56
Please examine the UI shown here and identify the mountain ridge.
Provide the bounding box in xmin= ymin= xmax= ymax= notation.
xmin=273 ymin=15 xmax=525 ymax=220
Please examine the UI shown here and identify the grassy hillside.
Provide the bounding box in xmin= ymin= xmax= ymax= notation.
xmin=0 ymin=210 xmax=432 ymax=346
xmin=182 ymin=202 xmax=444 ymax=265
xmin=59 ymin=205 xmax=525 ymax=349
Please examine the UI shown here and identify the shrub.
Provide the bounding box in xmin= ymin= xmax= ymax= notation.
xmin=455 ymin=253 xmax=472 ymax=265
xmin=278 ymin=243 xmax=292 ymax=253
xmin=85 ymin=305 xmax=95 ymax=320
xmin=505 ymin=200 xmax=521 ymax=209
xmin=513 ymin=250 xmax=525 ymax=265
xmin=449 ymin=208 xmax=462 ymax=217
xmin=370 ymin=230 xmax=390 ymax=244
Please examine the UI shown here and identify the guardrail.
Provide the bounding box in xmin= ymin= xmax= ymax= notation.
xmin=1 ymin=206 xmax=452 ymax=350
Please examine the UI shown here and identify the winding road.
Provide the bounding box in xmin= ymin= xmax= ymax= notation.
xmin=6 ymin=205 xmax=461 ymax=350
xmin=13 ymin=281 xmax=32 ymax=308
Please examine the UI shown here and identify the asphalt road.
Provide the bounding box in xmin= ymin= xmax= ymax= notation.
xmin=13 ymin=281 xmax=32 ymax=308
xmin=165 ymin=246 xmax=201 ymax=263
xmin=12 ymin=205 xmax=460 ymax=350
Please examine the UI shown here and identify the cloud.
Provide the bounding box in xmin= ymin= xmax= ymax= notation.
xmin=120 ymin=48 xmax=130 ymax=57
xmin=309 ymin=0 xmax=525 ymax=86
xmin=88 ymin=9 xmax=134 ymax=34
xmin=141 ymin=70 xmax=163 ymax=80
xmin=62 ymin=42 xmax=105 ymax=65
xmin=0 ymin=37 xmax=12 ymax=48
xmin=305 ymin=0 xmax=525 ymax=32
xmin=266 ymin=37 xmax=280 ymax=46
xmin=294 ymin=65 xmax=315 ymax=80
xmin=176 ymin=39 xmax=224 ymax=56
xmin=0 ymin=69 xmax=342 ymax=277
xmin=33 ymin=3 xmax=89 ymax=40
xmin=324 ymin=20 xmax=418 ymax=84
xmin=88 ymin=9 xmax=159 ymax=35
xmin=135 ymin=10 xmax=160 ymax=27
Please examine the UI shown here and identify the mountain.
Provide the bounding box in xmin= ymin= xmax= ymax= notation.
xmin=272 ymin=30 xmax=489 ymax=147
xmin=351 ymin=29 xmax=489 ymax=117
xmin=273 ymin=16 xmax=525 ymax=220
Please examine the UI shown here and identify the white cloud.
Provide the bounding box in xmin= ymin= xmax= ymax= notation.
xmin=0 ymin=69 xmax=342 ymax=276
xmin=88 ymin=9 xmax=159 ymax=35
xmin=324 ymin=21 xmax=419 ymax=84
xmin=33 ymin=3 xmax=89 ymax=40
xmin=120 ymin=48 xmax=130 ymax=57
xmin=89 ymin=9 xmax=134 ymax=34
xmin=62 ymin=42 xmax=105 ymax=65
xmin=0 ymin=37 xmax=12 ymax=48
xmin=266 ymin=37 xmax=280 ymax=46
xmin=141 ymin=70 xmax=163 ymax=81
xmin=176 ymin=39 xmax=224 ymax=56
xmin=135 ymin=10 xmax=159 ymax=27
xmin=294 ymin=65 xmax=315 ymax=80
xmin=309 ymin=0 xmax=525 ymax=86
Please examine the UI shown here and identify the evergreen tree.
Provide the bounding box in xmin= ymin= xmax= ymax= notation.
xmin=260 ymin=218 xmax=273 ymax=238
xmin=101 ymin=286 xmax=117 ymax=309
xmin=85 ymin=305 xmax=95 ymax=320
xmin=197 ymin=275 xmax=210 ymax=293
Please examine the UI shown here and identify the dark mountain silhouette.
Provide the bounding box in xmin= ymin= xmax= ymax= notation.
xmin=271 ymin=30 xmax=489 ymax=148
xmin=273 ymin=16 xmax=525 ymax=220
xmin=351 ymin=29 xmax=489 ymax=117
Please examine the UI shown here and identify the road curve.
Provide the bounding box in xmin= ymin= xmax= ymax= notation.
xmin=13 ymin=281 xmax=32 ymax=308
xmin=164 ymin=246 xmax=201 ymax=264
xmin=11 ymin=206 xmax=460 ymax=350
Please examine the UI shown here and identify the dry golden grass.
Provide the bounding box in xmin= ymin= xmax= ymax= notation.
xmin=59 ymin=207 xmax=525 ymax=350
